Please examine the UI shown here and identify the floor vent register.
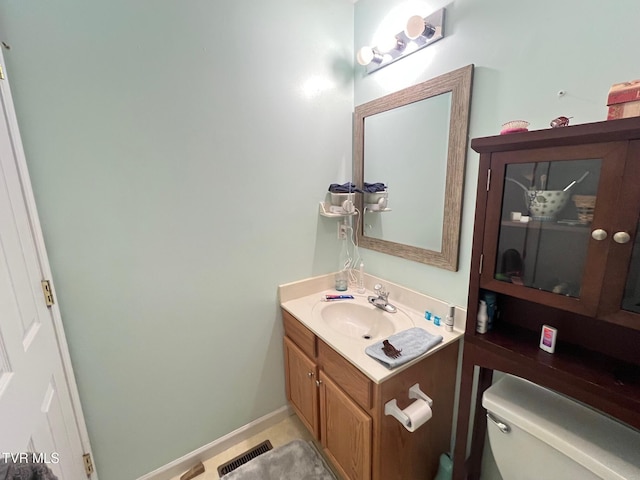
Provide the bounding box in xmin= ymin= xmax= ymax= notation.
xmin=217 ymin=440 xmax=273 ymax=476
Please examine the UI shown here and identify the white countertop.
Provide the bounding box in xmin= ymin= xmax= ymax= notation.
xmin=279 ymin=273 xmax=464 ymax=384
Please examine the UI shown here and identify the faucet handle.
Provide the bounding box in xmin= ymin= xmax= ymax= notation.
xmin=374 ymin=284 xmax=388 ymax=297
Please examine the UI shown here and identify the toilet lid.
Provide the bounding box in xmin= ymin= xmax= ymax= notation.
xmin=482 ymin=374 xmax=640 ymax=480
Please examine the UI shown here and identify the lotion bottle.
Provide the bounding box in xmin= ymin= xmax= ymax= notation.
xmin=445 ymin=305 xmax=455 ymax=332
xmin=476 ymin=300 xmax=488 ymax=334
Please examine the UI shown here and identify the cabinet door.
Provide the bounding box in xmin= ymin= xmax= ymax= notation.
xmin=598 ymin=140 xmax=640 ymax=329
xmin=319 ymin=371 xmax=372 ymax=480
xmin=284 ymin=337 xmax=319 ymax=438
xmin=481 ymin=142 xmax=627 ymax=316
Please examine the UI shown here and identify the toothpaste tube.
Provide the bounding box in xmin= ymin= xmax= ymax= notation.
xmin=323 ymin=294 xmax=355 ymax=301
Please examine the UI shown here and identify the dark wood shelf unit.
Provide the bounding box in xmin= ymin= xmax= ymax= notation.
xmin=453 ymin=118 xmax=640 ymax=480
xmin=468 ymin=325 xmax=640 ymax=429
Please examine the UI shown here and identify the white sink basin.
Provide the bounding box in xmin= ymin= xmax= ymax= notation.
xmin=312 ymin=301 xmax=413 ymax=340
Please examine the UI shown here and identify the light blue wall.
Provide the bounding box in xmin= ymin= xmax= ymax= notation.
xmin=355 ymin=0 xmax=640 ymax=309
xmin=0 ymin=1 xmax=353 ymax=478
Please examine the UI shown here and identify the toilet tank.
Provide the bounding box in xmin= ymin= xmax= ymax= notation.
xmin=482 ymin=375 xmax=640 ymax=480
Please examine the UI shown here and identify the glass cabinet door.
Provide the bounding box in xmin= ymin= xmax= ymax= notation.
xmin=621 ymin=219 xmax=640 ymax=314
xmin=599 ymin=140 xmax=640 ymax=327
xmin=494 ymin=158 xmax=601 ymax=298
xmin=480 ymin=141 xmax=628 ymax=317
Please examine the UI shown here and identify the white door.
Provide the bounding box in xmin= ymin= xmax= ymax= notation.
xmin=0 ymin=54 xmax=95 ymax=478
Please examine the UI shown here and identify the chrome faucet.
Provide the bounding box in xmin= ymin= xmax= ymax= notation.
xmin=368 ymin=284 xmax=397 ymax=313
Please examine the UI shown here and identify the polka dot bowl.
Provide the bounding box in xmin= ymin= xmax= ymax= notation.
xmin=525 ymin=190 xmax=571 ymax=221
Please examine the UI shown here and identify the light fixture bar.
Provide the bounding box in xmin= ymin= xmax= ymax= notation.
xmin=360 ymin=7 xmax=445 ymax=75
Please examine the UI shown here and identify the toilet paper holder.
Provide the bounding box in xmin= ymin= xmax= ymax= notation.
xmin=384 ymin=383 xmax=433 ymax=432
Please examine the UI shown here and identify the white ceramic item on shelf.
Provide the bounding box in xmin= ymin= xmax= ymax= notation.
xmin=525 ymin=189 xmax=571 ymax=221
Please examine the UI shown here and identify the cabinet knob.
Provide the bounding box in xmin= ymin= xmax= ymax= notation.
xmin=591 ymin=229 xmax=608 ymax=241
xmin=307 ymin=371 xmax=314 ymax=378
xmin=315 ymin=380 xmax=323 ymax=387
xmin=613 ymin=231 xmax=631 ymax=244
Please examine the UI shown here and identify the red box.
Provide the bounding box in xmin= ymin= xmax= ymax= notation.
xmin=607 ymin=79 xmax=640 ymax=120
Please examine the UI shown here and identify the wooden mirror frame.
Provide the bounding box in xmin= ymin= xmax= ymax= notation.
xmin=354 ymin=64 xmax=473 ymax=271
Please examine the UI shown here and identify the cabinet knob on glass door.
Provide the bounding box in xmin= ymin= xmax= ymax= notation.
xmin=613 ymin=231 xmax=631 ymax=244
xmin=591 ymin=229 xmax=608 ymax=241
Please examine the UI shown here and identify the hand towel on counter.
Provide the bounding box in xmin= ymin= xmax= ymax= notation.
xmin=365 ymin=327 xmax=443 ymax=369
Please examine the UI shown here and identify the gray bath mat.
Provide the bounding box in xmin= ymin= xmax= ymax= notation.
xmin=219 ymin=439 xmax=337 ymax=480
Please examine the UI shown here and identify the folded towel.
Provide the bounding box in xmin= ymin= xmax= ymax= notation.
xmin=328 ymin=182 xmax=386 ymax=194
xmin=328 ymin=182 xmax=360 ymax=193
xmin=365 ymin=327 xmax=443 ymax=369
xmin=362 ymin=182 xmax=386 ymax=193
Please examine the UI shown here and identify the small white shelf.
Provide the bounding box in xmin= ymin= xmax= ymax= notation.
xmin=319 ymin=202 xmax=356 ymax=218
xmin=364 ymin=206 xmax=392 ymax=213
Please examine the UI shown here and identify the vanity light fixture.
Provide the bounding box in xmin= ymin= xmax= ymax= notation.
xmin=357 ymin=7 xmax=445 ymax=74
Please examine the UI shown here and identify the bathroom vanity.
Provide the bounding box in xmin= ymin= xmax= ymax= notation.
xmin=279 ymin=275 xmax=463 ymax=480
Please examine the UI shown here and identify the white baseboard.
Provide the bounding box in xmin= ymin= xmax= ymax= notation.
xmin=137 ymin=405 xmax=293 ymax=480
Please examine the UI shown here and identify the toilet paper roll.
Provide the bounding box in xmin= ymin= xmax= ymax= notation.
xmin=402 ymin=399 xmax=433 ymax=432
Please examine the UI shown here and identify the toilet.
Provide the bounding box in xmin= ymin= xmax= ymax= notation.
xmin=482 ymin=374 xmax=640 ymax=480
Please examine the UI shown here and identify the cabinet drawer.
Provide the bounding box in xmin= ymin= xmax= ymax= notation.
xmin=318 ymin=340 xmax=372 ymax=410
xmin=282 ymin=309 xmax=316 ymax=359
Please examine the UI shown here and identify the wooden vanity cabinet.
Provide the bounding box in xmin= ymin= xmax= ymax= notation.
xmin=319 ymin=371 xmax=372 ymax=480
xmin=284 ymin=337 xmax=319 ymax=438
xmin=282 ymin=309 xmax=459 ymax=480
xmin=453 ymin=118 xmax=640 ymax=480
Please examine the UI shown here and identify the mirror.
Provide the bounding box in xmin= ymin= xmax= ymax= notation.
xmin=354 ymin=64 xmax=473 ymax=271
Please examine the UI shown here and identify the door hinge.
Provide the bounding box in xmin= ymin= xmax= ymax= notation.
xmin=486 ymin=169 xmax=492 ymax=191
xmin=479 ymin=253 xmax=484 ymax=275
xmin=83 ymin=453 xmax=94 ymax=476
xmin=41 ymin=280 xmax=55 ymax=307
xmin=0 ymin=65 xmax=4 ymax=80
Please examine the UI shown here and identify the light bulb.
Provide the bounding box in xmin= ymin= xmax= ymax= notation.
xmin=356 ymin=46 xmax=374 ymax=66
xmin=405 ymin=15 xmax=429 ymax=40
xmin=378 ymin=35 xmax=403 ymax=53
xmin=356 ymin=46 xmax=382 ymax=66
